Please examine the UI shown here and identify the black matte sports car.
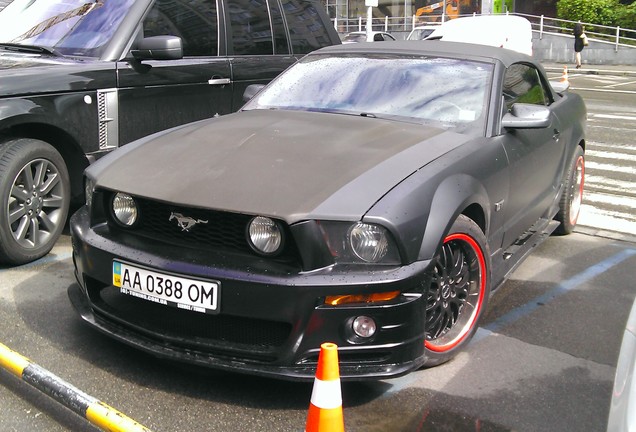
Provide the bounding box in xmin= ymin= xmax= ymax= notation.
xmin=69 ymin=41 xmax=587 ymax=381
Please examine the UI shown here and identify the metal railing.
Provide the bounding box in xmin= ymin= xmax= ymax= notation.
xmin=333 ymin=13 xmax=464 ymax=33
xmin=517 ymin=13 xmax=636 ymax=52
xmin=332 ymin=12 xmax=636 ymax=51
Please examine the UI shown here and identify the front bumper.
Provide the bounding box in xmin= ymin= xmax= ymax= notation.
xmin=69 ymin=207 xmax=433 ymax=381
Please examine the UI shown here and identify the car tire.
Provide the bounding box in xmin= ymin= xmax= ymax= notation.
xmin=0 ymin=138 xmax=70 ymax=265
xmin=423 ymin=215 xmax=490 ymax=367
xmin=555 ymin=145 xmax=584 ymax=235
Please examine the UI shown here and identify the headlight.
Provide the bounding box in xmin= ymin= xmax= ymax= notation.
xmin=348 ymin=223 xmax=390 ymax=263
xmin=111 ymin=193 xmax=138 ymax=227
xmin=318 ymin=221 xmax=401 ymax=265
xmin=247 ymin=216 xmax=283 ymax=255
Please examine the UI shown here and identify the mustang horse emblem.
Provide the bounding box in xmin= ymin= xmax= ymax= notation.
xmin=169 ymin=212 xmax=208 ymax=232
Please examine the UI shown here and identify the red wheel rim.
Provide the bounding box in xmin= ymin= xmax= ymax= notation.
xmin=425 ymin=233 xmax=486 ymax=352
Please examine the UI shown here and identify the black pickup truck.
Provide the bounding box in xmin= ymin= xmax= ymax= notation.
xmin=0 ymin=0 xmax=340 ymax=265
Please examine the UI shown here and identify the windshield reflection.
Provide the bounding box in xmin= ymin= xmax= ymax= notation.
xmin=0 ymin=0 xmax=135 ymax=57
xmin=245 ymin=54 xmax=493 ymax=135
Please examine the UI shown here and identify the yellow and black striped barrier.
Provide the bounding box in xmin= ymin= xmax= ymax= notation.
xmin=0 ymin=342 xmax=151 ymax=432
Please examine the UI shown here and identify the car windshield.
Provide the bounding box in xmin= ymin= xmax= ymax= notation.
xmin=245 ymin=54 xmax=493 ymax=135
xmin=0 ymin=0 xmax=136 ymax=58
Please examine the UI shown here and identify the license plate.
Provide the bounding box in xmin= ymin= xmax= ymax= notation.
xmin=113 ymin=261 xmax=220 ymax=314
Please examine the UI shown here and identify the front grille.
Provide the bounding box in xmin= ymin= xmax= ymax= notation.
xmin=136 ymin=198 xmax=253 ymax=253
xmin=104 ymin=194 xmax=299 ymax=262
xmin=88 ymin=279 xmax=292 ymax=361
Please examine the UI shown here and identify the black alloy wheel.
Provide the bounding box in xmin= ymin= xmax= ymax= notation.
xmin=423 ymin=215 xmax=490 ymax=367
xmin=0 ymin=138 xmax=70 ymax=265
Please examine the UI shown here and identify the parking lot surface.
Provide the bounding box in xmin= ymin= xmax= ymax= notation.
xmin=1 ymin=231 xmax=635 ymax=431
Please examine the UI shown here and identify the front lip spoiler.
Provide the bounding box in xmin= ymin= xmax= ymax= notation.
xmin=68 ymin=282 xmax=427 ymax=382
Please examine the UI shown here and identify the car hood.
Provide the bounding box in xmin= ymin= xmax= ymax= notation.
xmin=0 ymin=53 xmax=114 ymax=96
xmin=90 ymin=110 xmax=471 ymax=223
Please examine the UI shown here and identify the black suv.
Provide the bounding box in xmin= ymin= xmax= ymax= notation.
xmin=0 ymin=0 xmax=340 ymax=265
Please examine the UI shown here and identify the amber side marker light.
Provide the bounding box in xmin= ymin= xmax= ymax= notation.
xmin=325 ymin=291 xmax=401 ymax=306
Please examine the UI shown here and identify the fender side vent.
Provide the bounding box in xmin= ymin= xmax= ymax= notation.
xmin=97 ymin=88 xmax=119 ymax=150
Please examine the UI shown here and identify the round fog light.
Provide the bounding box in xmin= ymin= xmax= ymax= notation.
xmin=247 ymin=216 xmax=283 ymax=255
xmin=112 ymin=193 xmax=138 ymax=226
xmin=352 ymin=316 xmax=376 ymax=338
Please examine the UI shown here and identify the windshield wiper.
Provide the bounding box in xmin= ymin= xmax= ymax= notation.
xmin=0 ymin=43 xmax=59 ymax=56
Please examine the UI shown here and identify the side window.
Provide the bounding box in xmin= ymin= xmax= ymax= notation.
xmin=502 ymin=64 xmax=550 ymax=111
xmin=227 ymin=0 xmax=274 ymax=55
xmin=270 ymin=1 xmax=291 ymax=54
xmin=281 ymin=0 xmax=332 ymax=54
xmin=143 ymin=0 xmax=218 ymax=56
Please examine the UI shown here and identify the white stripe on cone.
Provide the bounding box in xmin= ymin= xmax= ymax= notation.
xmin=309 ymin=377 xmax=342 ymax=409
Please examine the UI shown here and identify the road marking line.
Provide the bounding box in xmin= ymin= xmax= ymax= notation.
xmin=586 ymin=161 xmax=636 ymax=174
xmin=384 ymin=248 xmax=636 ymax=393
xmin=586 ymin=150 xmax=636 ymax=162
xmin=571 ymin=87 xmax=636 ymax=95
xmin=602 ymin=80 xmax=636 ymax=89
xmin=482 ymin=248 xmax=636 ymax=336
xmin=590 ymin=114 xmax=636 ymax=121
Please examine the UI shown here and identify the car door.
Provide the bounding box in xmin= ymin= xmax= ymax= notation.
xmin=500 ymin=63 xmax=565 ymax=247
xmin=224 ymin=0 xmax=297 ymax=110
xmin=116 ymin=0 xmax=233 ymax=146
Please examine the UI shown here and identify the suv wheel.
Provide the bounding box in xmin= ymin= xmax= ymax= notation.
xmin=0 ymin=138 xmax=70 ymax=265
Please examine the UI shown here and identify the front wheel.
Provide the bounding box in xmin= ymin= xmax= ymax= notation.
xmin=0 ymin=138 xmax=70 ymax=265
xmin=423 ymin=215 xmax=490 ymax=367
xmin=555 ymin=146 xmax=584 ymax=235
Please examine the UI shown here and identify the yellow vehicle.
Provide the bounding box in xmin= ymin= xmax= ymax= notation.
xmin=415 ymin=0 xmax=476 ymax=22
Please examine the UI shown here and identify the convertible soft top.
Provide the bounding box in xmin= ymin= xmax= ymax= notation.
xmin=314 ymin=40 xmax=536 ymax=69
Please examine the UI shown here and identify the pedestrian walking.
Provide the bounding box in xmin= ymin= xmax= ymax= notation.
xmin=573 ymin=21 xmax=585 ymax=69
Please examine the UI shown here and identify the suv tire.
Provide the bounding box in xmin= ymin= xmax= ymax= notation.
xmin=0 ymin=138 xmax=70 ymax=265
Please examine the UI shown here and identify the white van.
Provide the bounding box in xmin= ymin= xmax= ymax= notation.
xmin=407 ymin=24 xmax=441 ymax=40
xmin=425 ymin=15 xmax=533 ymax=56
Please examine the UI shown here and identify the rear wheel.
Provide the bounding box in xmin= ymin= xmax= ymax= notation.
xmin=423 ymin=215 xmax=490 ymax=366
xmin=0 ymin=138 xmax=70 ymax=265
xmin=555 ymin=146 xmax=584 ymax=235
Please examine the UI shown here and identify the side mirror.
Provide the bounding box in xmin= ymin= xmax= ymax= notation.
xmin=243 ymin=84 xmax=265 ymax=102
xmin=502 ymin=103 xmax=551 ymax=129
xmin=131 ymin=36 xmax=183 ymax=61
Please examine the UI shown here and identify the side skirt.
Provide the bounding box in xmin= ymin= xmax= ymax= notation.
xmin=491 ymin=218 xmax=561 ymax=290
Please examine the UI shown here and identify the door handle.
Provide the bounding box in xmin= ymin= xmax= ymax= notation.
xmin=552 ymin=129 xmax=560 ymax=141
xmin=208 ymin=78 xmax=231 ymax=85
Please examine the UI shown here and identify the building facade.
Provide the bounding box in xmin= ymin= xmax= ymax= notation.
xmin=327 ymin=0 xmax=557 ymax=25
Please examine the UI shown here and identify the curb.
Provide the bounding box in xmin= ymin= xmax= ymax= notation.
xmin=0 ymin=342 xmax=152 ymax=432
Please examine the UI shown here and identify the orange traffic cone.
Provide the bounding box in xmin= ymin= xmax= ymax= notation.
xmin=305 ymin=343 xmax=345 ymax=432
xmin=560 ymin=65 xmax=569 ymax=83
